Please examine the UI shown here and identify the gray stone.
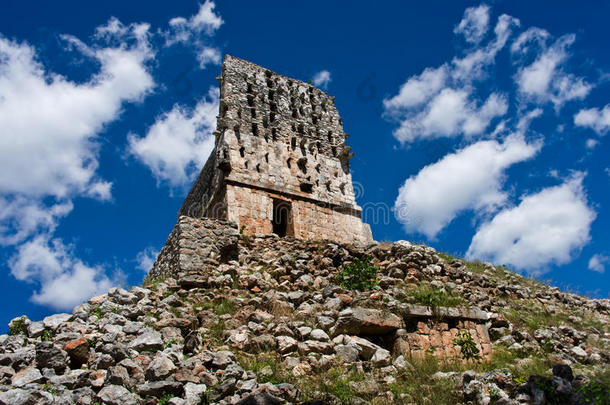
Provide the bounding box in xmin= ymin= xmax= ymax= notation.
xmin=211 ymin=350 xmax=235 ymax=369
xmin=35 ymin=341 xmax=68 ymax=372
xmin=310 ymin=328 xmax=330 ymax=341
xmin=331 ymin=307 xmax=403 ymax=336
xmin=145 ymin=352 xmax=176 ymax=380
xmin=42 ymin=313 xmax=71 ymax=331
xmin=97 ymin=385 xmax=139 ymax=405
xmin=335 ymin=344 xmax=360 ymax=362
xmin=184 ymin=382 xmax=208 ymax=405
xmin=277 ymin=336 xmax=298 ymax=354
xmin=11 ymin=366 xmax=43 ymax=387
xmin=137 ymin=380 xmax=183 ymax=397
xmin=129 ymin=330 xmax=163 ymax=351
xmin=26 ymin=322 xmax=45 ymax=338
xmin=570 ymin=346 xmax=587 ymax=361
xmin=371 ymin=348 xmax=391 ymax=367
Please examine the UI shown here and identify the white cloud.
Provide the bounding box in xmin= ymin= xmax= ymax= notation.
xmin=393 ymin=89 xmax=508 ymax=143
xmin=135 ymin=247 xmax=159 ymax=273
xmin=9 ymin=236 xmax=115 ymax=310
xmin=384 ymin=13 xmax=518 ymax=143
xmin=585 ymin=139 xmax=599 ymax=150
xmin=198 ymin=46 xmax=222 ymax=68
xmin=467 ymin=173 xmax=595 ymax=273
xmin=514 ymin=33 xmax=592 ymax=109
xmin=454 ymin=4 xmax=490 ymax=44
xmin=574 ymin=105 xmax=610 ymax=135
xmin=166 ymin=1 xmax=223 ymax=68
xmin=312 ymin=70 xmax=332 ymax=89
xmin=588 ymin=254 xmax=608 ymax=273
xmin=168 ymin=1 xmax=223 ymax=37
xmin=394 ymin=134 xmax=541 ymax=238
xmin=383 ymin=66 xmax=447 ymax=111
xmin=0 ymin=26 xmax=153 ymax=200
xmin=128 ymin=87 xmax=219 ymax=188
xmin=0 ymin=18 xmax=155 ymax=308
xmin=0 ymin=198 xmax=73 ymax=246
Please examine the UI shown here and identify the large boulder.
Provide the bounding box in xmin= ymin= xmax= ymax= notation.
xmin=331 ymin=307 xmax=403 ymax=337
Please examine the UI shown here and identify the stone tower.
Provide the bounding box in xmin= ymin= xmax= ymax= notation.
xmin=179 ymin=55 xmax=372 ymax=244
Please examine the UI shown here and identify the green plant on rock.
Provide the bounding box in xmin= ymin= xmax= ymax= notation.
xmin=41 ymin=329 xmax=55 ymax=342
xmin=336 ymin=256 xmax=378 ymax=291
xmin=8 ymin=318 xmax=28 ymax=336
xmin=158 ymin=394 xmax=175 ymax=405
xmin=453 ymin=330 xmax=481 ymax=362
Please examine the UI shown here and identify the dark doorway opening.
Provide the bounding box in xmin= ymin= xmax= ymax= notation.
xmin=272 ymin=199 xmax=292 ymax=237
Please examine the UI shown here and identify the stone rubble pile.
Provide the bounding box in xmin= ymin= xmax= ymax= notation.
xmin=0 ymin=218 xmax=608 ymax=404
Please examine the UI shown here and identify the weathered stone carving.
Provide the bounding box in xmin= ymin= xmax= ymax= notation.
xmin=179 ymin=55 xmax=372 ymax=244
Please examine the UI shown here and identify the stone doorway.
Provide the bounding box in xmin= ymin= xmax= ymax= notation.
xmin=272 ymin=199 xmax=293 ymax=237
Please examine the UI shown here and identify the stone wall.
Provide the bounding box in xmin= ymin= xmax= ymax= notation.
xmin=179 ymin=55 xmax=373 ymax=245
xmin=397 ymin=305 xmax=492 ymax=360
xmin=146 ymin=216 xmax=240 ymax=283
xmin=226 ymin=183 xmax=372 ymax=244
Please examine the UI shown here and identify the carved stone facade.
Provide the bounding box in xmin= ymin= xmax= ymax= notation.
xmin=179 ymin=55 xmax=372 ymax=244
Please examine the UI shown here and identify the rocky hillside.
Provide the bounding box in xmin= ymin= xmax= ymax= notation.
xmin=1 ymin=217 xmax=608 ymax=404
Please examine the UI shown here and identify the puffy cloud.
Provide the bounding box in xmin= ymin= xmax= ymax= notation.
xmin=393 ymin=89 xmax=507 ymax=143
xmin=0 ymin=198 xmax=72 ymax=246
xmin=514 ymin=33 xmax=592 ymax=109
xmin=166 ymin=1 xmax=223 ymax=68
xmin=454 ymin=4 xmax=490 ymax=44
xmin=168 ymin=1 xmax=223 ymax=37
xmin=135 ymin=247 xmax=159 ymax=273
xmin=9 ymin=237 xmax=115 ymax=310
xmin=312 ymin=70 xmax=332 ymax=89
xmin=384 ymin=14 xmax=518 ymax=143
xmin=198 ymin=46 xmax=222 ymax=68
xmin=588 ymin=254 xmax=608 ymax=273
xmin=394 ymin=134 xmax=541 ymax=238
xmin=383 ymin=66 xmax=448 ymax=111
xmin=574 ymin=105 xmax=610 ymax=135
xmin=467 ymin=173 xmax=595 ymax=273
xmin=0 ymin=18 xmax=154 ymax=307
xmin=0 ymin=24 xmax=153 ymax=199
xmin=128 ymin=87 xmax=219 ymax=188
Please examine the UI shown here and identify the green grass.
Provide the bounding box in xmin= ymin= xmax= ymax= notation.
xmin=236 ymin=352 xmax=286 ymax=384
xmin=388 ymin=355 xmax=463 ymax=405
xmin=404 ymin=283 xmax=465 ymax=310
xmin=193 ymin=297 xmax=236 ymax=316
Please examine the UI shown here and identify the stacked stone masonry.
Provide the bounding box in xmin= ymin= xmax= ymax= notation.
xmin=179 ymin=55 xmax=372 ymax=244
xmin=149 ymin=216 xmax=492 ymax=360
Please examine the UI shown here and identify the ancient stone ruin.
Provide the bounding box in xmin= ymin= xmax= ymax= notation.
xmin=1 ymin=56 xmax=608 ymax=405
xmin=179 ymin=55 xmax=372 ymax=244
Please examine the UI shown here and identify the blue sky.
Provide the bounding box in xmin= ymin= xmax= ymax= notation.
xmin=0 ymin=0 xmax=609 ymax=327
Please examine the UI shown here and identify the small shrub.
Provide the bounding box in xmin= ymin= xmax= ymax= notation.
xmin=453 ymin=330 xmax=481 ymax=362
xmin=8 ymin=318 xmax=28 ymax=336
xmin=336 ymin=257 xmax=378 ymax=291
xmin=41 ymin=329 xmax=55 ymax=342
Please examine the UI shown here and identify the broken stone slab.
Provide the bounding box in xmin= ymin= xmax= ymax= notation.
xmin=330 ymin=307 xmax=404 ymax=337
xmin=403 ymin=304 xmax=489 ymax=321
